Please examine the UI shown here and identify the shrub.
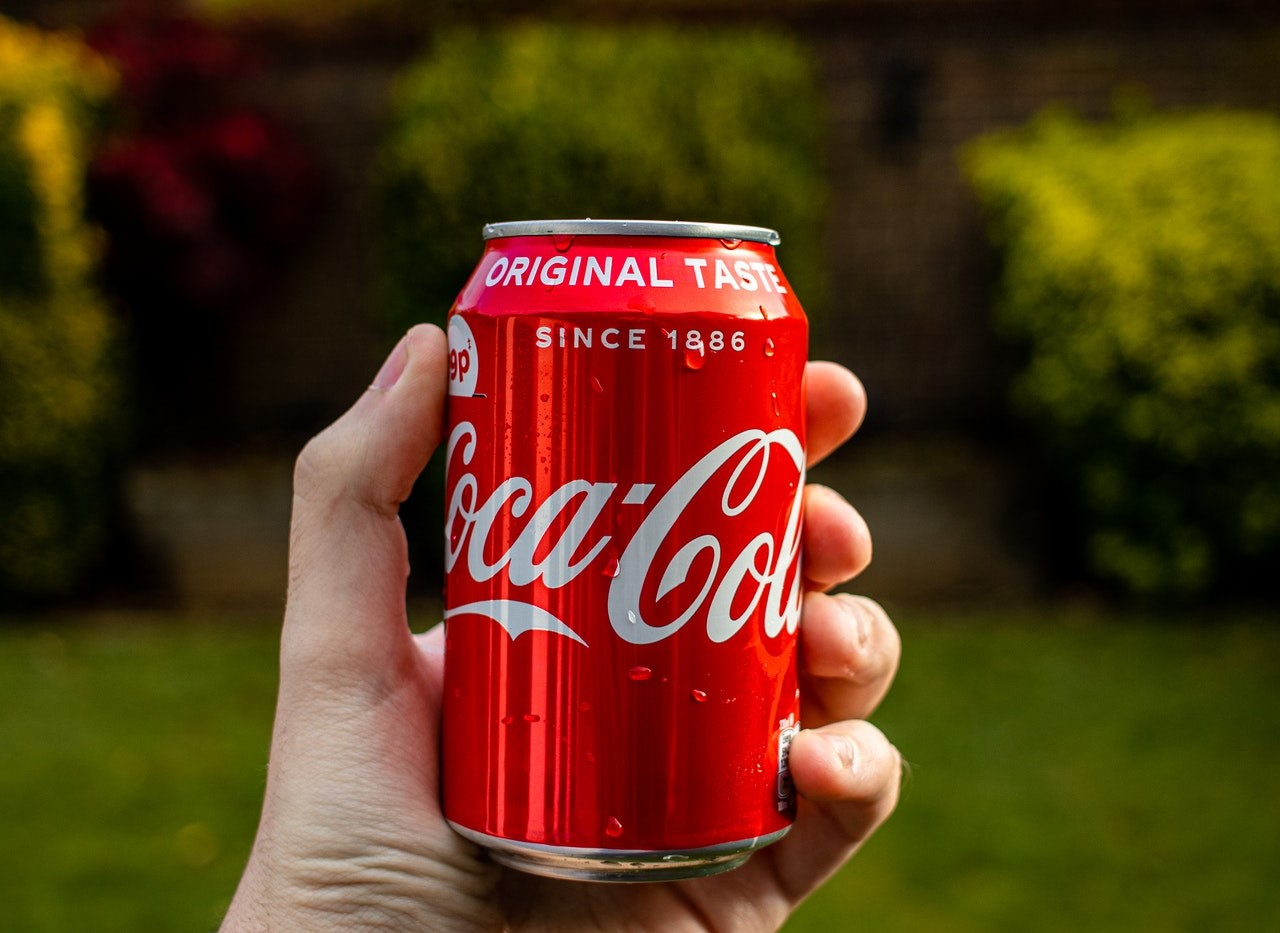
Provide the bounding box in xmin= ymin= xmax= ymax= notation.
xmin=194 ymin=0 xmax=410 ymax=26
xmin=965 ymin=106 xmax=1280 ymax=598
xmin=0 ymin=17 xmax=119 ymax=604
xmin=83 ymin=7 xmax=325 ymax=447
xmin=86 ymin=7 xmax=325 ymax=320
xmin=377 ymin=23 xmax=826 ymax=329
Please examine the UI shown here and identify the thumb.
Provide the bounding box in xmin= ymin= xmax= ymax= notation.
xmin=282 ymin=323 xmax=448 ymax=690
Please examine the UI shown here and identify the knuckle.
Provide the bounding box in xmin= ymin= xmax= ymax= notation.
xmin=831 ymin=594 xmax=897 ymax=685
xmin=294 ymin=425 xmax=355 ymax=504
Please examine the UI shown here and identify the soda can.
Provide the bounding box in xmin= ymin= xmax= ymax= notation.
xmin=442 ymin=219 xmax=807 ymax=881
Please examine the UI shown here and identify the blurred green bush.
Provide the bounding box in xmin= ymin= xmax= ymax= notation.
xmin=0 ymin=18 xmax=120 ymax=604
xmin=965 ymin=106 xmax=1280 ymax=598
xmin=377 ymin=23 xmax=826 ymax=329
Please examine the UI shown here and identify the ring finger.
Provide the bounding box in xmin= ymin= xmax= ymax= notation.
xmin=799 ymin=592 xmax=901 ymax=728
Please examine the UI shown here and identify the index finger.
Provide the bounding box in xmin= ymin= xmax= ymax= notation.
xmin=806 ymin=361 xmax=866 ymax=467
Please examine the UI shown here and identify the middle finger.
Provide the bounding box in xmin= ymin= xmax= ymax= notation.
xmin=803 ymin=483 xmax=872 ymax=591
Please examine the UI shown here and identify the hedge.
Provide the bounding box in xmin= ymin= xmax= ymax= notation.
xmin=377 ymin=23 xmax=826 ymax=330
xmin=0 ymin=18 xmax=119 ymax=604
xmin=965 ymin=106 xmax=1280 ymax=598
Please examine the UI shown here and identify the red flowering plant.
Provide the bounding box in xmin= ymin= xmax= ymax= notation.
xmin=86 ymin=2 xmax=325 ymax=446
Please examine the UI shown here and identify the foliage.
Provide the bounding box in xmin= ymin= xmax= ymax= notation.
xmin=86 ymin=7 xmax=325 ymax=319
xmin=83 ymin=4 xmax=325 ymax=448
xmin=377 ymin=23 xmax=826 ymax=329
xmin=0 ymin=16 xmax=119 ymax=603
xmin=194 ymin=0 xmax=412 ymax=26
xmin=965 ymin=107 xmax=1280 ymax=598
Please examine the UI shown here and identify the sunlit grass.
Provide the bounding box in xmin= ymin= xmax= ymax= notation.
xmin=1 ymin=605 xmax=1276 ymax=931
xmin=787 ymin=606 xmax=1280 ymax=933
xmin=0 ymin=615 xmax=278 ymax=932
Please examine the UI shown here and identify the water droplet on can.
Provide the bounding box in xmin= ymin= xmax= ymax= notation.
xmin=602 ymin=555 xmax=621 ymax=578
xmin=758 ymin=304 xmax=770 ymax=320
xmin=500 ymin=715 xmax=515 ymax=725
xmin=590 ymin=375 xmax=604 ymax=394
xmin=539 ymin=392 xmax=550 ymax=402
xmin=771 ymin=392 xmax=781 ymax=418
xmin=691 ymin=689 xmax=708 ymax=703
xmin=627 ymin=610 xmax=638 ymax=625
xmin=683 ymin=346 xmax=706 ymax=371
xmin=553 ymin=233 xmax=575 ymax=252
xmin=605 ymin=816 xmax=624 ymax=837
xmin=763 ymin=337 xmax=776 ymax=357
xmin=579 ymin=701 xmax=592 ymax=713
xmin=522 ymin=713 xmax=541 ymax=723
xmin=720 ymin=237 xmax=742 ymax=249
xmin=628 ymin=666 xmax=653 ymax=682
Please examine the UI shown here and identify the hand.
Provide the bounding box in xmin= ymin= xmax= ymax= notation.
xmin=220 ymin=324 xmax=902 ymax=933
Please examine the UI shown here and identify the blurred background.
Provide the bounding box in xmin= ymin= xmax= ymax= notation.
xmin=1 ymin=0 xmax=1277 ymax=929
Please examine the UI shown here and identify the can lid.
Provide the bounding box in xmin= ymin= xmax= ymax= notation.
xmin=483 ymin=219 xmax=781 ymax=246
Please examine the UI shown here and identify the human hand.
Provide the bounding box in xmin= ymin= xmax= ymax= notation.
xmin=220 ymin=324 xmax=902 ymax=933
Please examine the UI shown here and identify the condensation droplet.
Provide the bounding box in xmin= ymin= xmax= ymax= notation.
xmin=579 ymin=701 xmax=593 ymax=713
xmin=691 ymin=689 xmax=708 ymax=703
xmin=539 ymin=393 xmax=550 ymax=402
xmin=758 ymin=304 xmax=770 ymax=320
xmin=522 ymin=713 xmax=541 ymax=723
xmin=627 ymin=610 xmax=638 ymax=625
xmin=720 ymin=237 xmax=742 ymax=250
xmin=553 ymin=233 xmax=576 ymax=252
xmin=628 ymin=666 xmax=653 ymax=682
xmin=771 ymin=392 xmax=781 ymax=418
xmin=585 ymin=750 xmax=596 ymax=763
xmin=590 ymin=375 xmax=604 ymax=394
xmin=763 ymin=337 xmax=776 ymax=357
xmin=500 ymin=715 xmax=515 ymax=725
xmin=683 ymin=346 xmax=706 ymax=371
xmin=605 ymin=816 xmax=624 ymax=838
xmin=601 ymin=555 xmax=621 ymax=578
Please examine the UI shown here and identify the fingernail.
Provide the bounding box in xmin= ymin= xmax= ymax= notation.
xmin=371 ymin=333 xmax=409 ymax=390
xmin=822 ymin=732 xmax=858 ymax=771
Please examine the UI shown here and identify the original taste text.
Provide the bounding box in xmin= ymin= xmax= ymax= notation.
xmin=485 ymin=254 xmax=787 ymax=293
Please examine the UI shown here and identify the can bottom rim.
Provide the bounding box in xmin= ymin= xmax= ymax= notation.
xmin=447 ymin=821 xmax=792 ymax=883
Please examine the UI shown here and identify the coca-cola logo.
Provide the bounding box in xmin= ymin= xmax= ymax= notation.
xmin=444 ymin=422 xmax=805 ymax=646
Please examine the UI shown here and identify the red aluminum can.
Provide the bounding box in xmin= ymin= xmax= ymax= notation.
xmin=441 ymin=219 xmax=807 ymax=881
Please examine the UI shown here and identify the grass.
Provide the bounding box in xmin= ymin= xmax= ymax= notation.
xmin=786 ymin=606 xmax=1280 ymax=933
xmin=1 ymin=605 xmax=1277 ymax=931
xmin=0 ymin=615 xmax=279 ymax=932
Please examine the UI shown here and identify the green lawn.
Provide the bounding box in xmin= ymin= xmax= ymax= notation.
xmin=786 ymin=607 xmax=1280 ymax=933
xmin=1 ymin=605 xmax=1276 ymax=931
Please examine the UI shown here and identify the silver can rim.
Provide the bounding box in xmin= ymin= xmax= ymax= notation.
xmin=448 ymin=820 xmax=791 ymax=883
xmin=483 ymin=219 xmax=781 ymax=246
